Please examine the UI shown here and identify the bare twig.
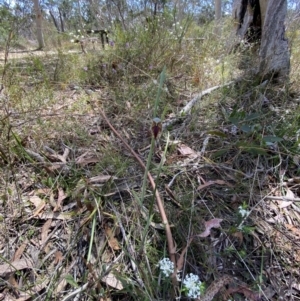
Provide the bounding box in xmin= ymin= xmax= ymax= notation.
xmin=265 ymin=196 xmax=300 ymax=202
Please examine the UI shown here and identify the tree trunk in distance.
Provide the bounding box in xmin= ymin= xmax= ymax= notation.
xmin=76 ymin=0 xmax=85 ymax=31
xmin=50 ymin=10 xmax=60 ymax=32
xmin=214 ymin=0 xmax=222 ymax=36
xmin=33 ymin=0 xmax=45 ymax=49
xmin=58 ymin=8 xmax=65 ymax=32
xmin=258 ymin=0 xmax=290 ymax=80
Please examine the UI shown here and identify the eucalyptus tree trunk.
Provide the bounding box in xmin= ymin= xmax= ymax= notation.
xmin=33 ymin=0 xmax=45 ymax=49
xmin=58 ymin=8 xmax=65 ymax=32
xmin=258 ymin=0 xmax=290 ymax=80
xmin=214 ymin=0 xmax=222 ymax=36
xmin=50 ymin=10 xmax=60 ymax=32
xmin=233 ymin=0 xmax=290 ymax=81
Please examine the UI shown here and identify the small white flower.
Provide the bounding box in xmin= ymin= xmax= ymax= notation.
xmin=78 ymin=29 xmax=81 ymax=32
xmin=91 ymin=30 xmax=94 ymax=33
xmin=238 ymin=206 xmax=249 ymax=218
xmin=70 ymin=39 xmax=74 ymax=43
xmin=158 ymin=258 xmax=174 ymax=277
xmin=183 ymin=273 xmax=201 ymax=298
xmin=81 ymin=36 xmax=84 ymax=39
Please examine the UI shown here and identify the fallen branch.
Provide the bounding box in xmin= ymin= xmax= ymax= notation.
xmin=163 ymin=81 xmax=235 ymax=130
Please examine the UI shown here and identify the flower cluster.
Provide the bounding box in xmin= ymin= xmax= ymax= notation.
xmin=158 ymin=258 xmax=174 ymax=277
xmin=158 ymin=259 xmax=203 ymax=298
xmin=183 ymin=273 xmax=202 ymax=298
xmin=69 ymin=31 xmax=84 ymax=43
xmin=238 ymin=206 xmax=249 ymax=218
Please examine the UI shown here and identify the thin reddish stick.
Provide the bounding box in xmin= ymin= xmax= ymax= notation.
xmin=98 ymin=108 xmax=176 ymax=264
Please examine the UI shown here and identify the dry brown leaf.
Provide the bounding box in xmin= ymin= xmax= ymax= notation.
xmin=8 ymin=274 xmax=19 ymax=297
xmin=278 ymin=189 xmax=294 ymax=208
xmin=285 ymin=223 xmax=300 ymax=237
xmin=198 ymin=218 xmax=223 ymax=238
xmin=197 ymin=179 xmax=233 ymax=190
xmin=13 ymin=240 xmax=28 ymax=261
xmin=196 ymin=275 xmax=233 ymax=301
xmin=225 ymin=285 xmax=260 ymax=301
xmin=28 ymin=195 xmax=44 ymax=208
xmin=102 ymin=272 xmax=123 ymax=290
xmin=32 ymin=188 xmax=52 ymax=195
xmin=294 ymin=249 xmax=300 ymax=262
xmin=0 ymin=258 xmax=33 ymax=277
xmin=177 ymin=143 xmax=198 ymax=158
xmin=47 ymin=148 xmax=69 ymax=163
xmin=53 ymin=278 xmax=67 ymax=296
xmin=75 ymin=151 xmax=100 ymax=166
xmin=88 ymin=175 xmax=117 ymax=184
xmin=41 ymin=219 xmax=52 ymax=245
xmin=9 ymin=279 xmax=49 ymax=301
xmin=28 ymin=196 xmax=46 ymax=217
xmin=35 ymin=211 xmax=75 ymax=220
xmin=105 ymin=227 xmax=120 ymax=251
xmin=231 ymin=231 xmax=243 ymax=245
xmin=53 ymin=187 xmax=67 ymax=212
xmin=62 ymin=148 xmax=70 ymax=161
xmin=54 ymin=251 xmax=63 ymax=264
xmin=45 ymin=162 xmax=67 ymax=173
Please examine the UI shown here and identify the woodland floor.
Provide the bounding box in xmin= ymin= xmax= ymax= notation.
xmin=0 ymin=39 xmax=300 ymax=301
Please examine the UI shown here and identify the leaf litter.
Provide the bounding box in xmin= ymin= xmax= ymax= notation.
xmin=1 ymin=49 xmax=300 ymax=301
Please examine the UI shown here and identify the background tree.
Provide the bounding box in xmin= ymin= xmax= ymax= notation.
xmin=33 ymin=0 xmax=45 ymax=49
xmin=259 ymin=0 xmax=290 ymax=79
xmin=233 ymin=0 xmax=290 ymax=80
xmin=214 ymin=0 xmax=222 ymax=35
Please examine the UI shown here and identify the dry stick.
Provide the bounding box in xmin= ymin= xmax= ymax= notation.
xmin=98 ymin=108 xmax=176 ymax=265
xmin=163 ymin=81 xmax=235 ymax=130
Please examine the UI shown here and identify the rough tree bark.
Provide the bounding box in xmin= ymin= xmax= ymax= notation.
xmin=33 ymin=0 xmax=45 ymax=49
xmin=233 ymin=0 xmax=290 ymax=81
xmin=258 ymin=0 xmax=290 ymax=79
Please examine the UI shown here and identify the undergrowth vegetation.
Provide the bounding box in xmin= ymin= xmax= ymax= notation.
xmin=0 ymin=14 xmax=300 ymax=301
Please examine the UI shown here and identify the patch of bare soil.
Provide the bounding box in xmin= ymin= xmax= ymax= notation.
xmin=0 ymin=49 xmax=80 ymax=65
